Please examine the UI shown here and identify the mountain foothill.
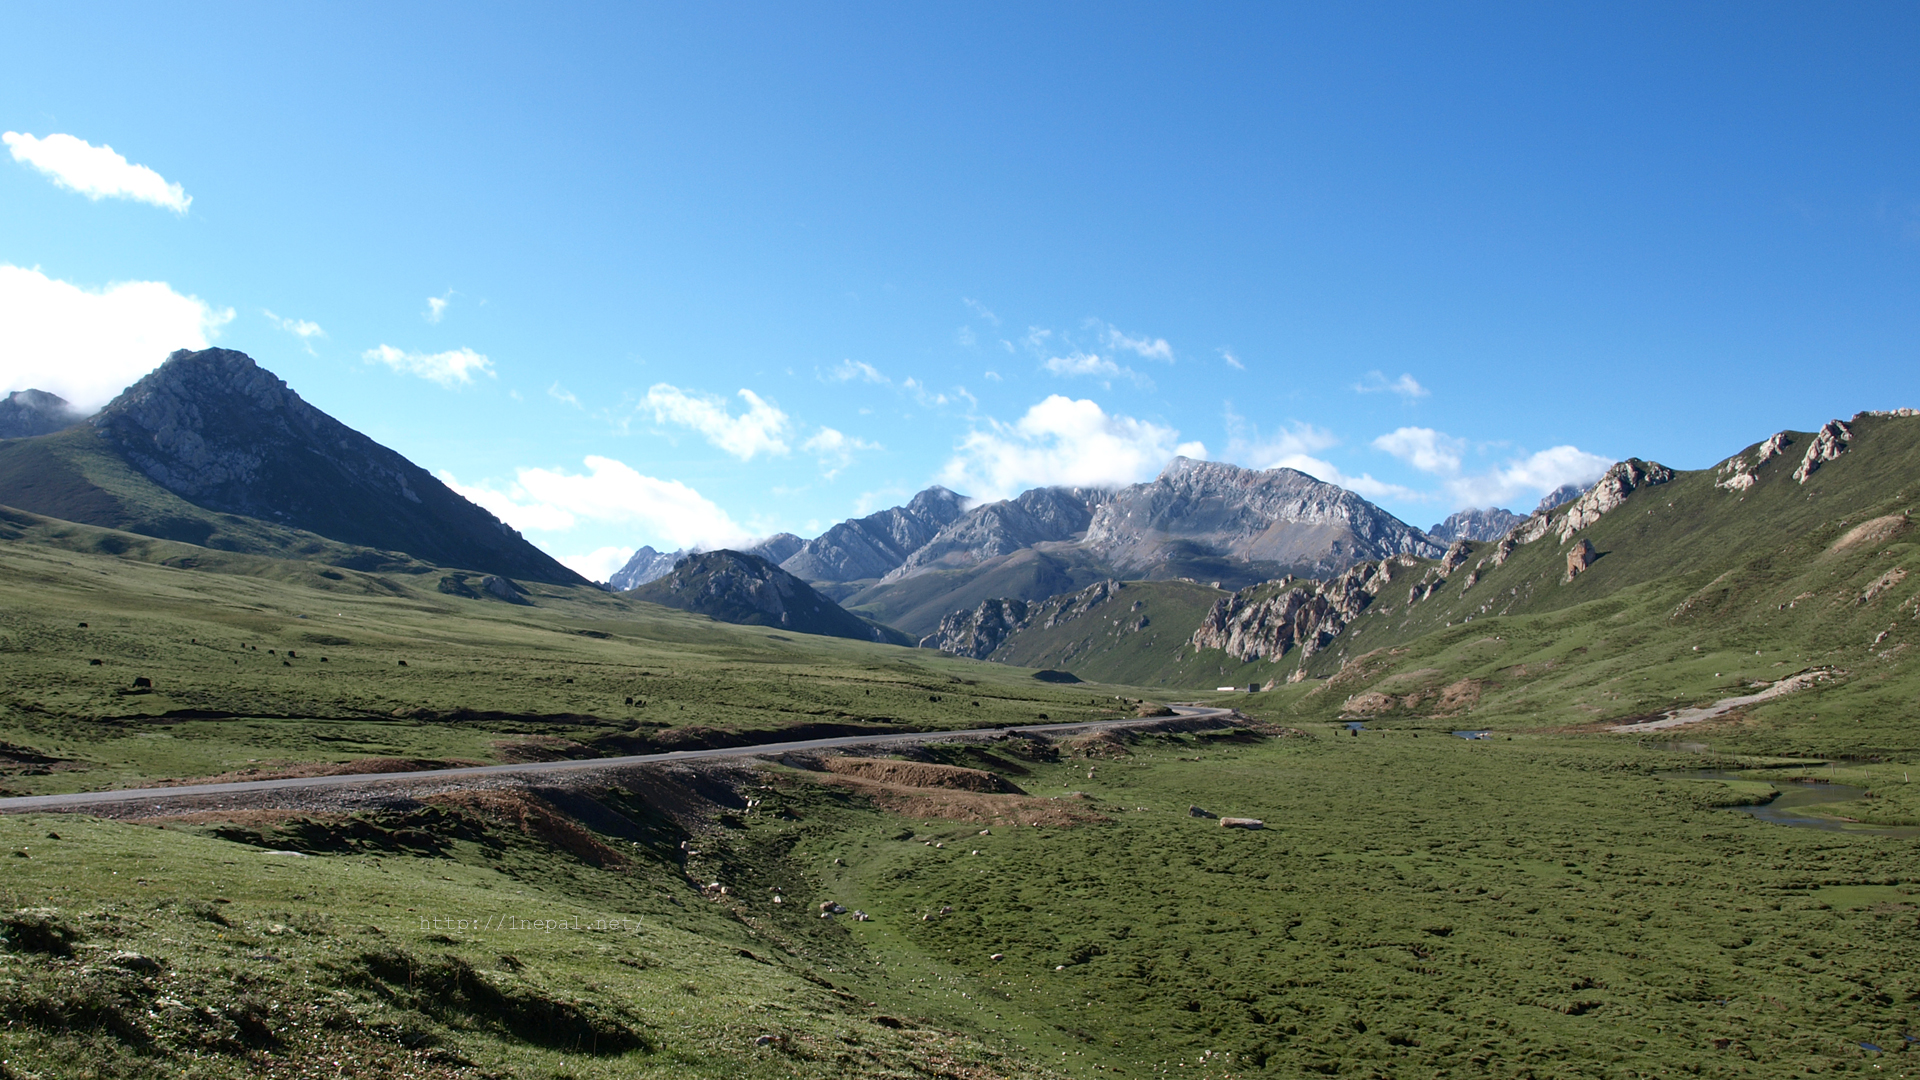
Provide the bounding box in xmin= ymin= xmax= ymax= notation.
xmin=3 ymin=348 xmax=1918 ymax=703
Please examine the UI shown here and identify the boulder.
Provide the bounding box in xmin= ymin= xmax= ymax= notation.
xmin=1564 ymin=539 xmax=1597 ymax=583
xmin=1218 ymin=817 xmax=1264 ymax=830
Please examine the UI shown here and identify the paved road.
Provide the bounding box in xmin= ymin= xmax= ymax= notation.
xmin=0 ymin=706 xmax=1236 ymax=814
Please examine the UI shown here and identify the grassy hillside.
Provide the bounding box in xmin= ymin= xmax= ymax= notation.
xmin=0 ymin=429 xmax=441 ymax=573
xmin=0 ymin=508 xmax=1135 ymax=798
xmin=972 ymin=579 xmax=1288 ymax=689
xmin=1219 ymin=415 xmax=1920 ymax=755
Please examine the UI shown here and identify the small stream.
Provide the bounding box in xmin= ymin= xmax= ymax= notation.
xmin=1661 ymin=770 xmax=1920 ymax=838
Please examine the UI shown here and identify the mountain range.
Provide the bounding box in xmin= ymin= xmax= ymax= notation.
xmin=607 ymin=457 xmax=1476 ymax=638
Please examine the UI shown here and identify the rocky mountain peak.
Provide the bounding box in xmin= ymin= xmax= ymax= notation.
xmin=0 ymin=389 xmax=84 ymax=439
xmin=628 ymin=549 xmax=904 ymax=643
xmin=1428 ymin=507 xmax=1523 ymax=543
xmin=1082 ymin=458 xmax=1442 ymax=577
xmin=89 ymin=348 xmax=585 ymax=584
xmin=780 ymin=485 xmax=972 ymax=583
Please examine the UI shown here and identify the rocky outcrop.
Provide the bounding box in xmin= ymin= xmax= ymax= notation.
xmin=1792 ymin=420 xmax=1851 ymax=483
xmin=627 ymin=550 xmax=908 ymax=643
xmin=918 ymin=597 xmax=1034 ymax=659
xmin=0 ymin=389 xmax=83 ymax=439
xmin=1556 ymin=460 xmax=1674 ymax=540
xmin=882 ymin=487 xmax=1105 ymax=581
xmin=1189 ymin=554 xmax=1423 ymax=663
xmin=89 ymin=349 xmax=586 ymax=584
xmin=1504 ymin=459 xmax=1673 ymax=548
xmin=1429 ymin=507 xmax=1524 ymax=543
xmin=782 ymin=486 xmax=969 ymax=582
xmin=1564 ymin=539 xmax=1597 ymax=583
xmin=918 ymin=579 xmax=1133 ymax=657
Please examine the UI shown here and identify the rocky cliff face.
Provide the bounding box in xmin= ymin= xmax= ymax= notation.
xmin=626 ymin=549 xmax=906 ymax=643
xmin=1428 ymin=507 xmax=1523 ymax=543
xmin=918 ymin=579 xmax=1136 ymax=658
xmin=917 ymin=596 xmax=1036 ymax=659
xmin=781 ymin=486 xmax=969 ymax=582
xmin=0 ymin=390 xmax=83 ymax=439
xmin=1188 ymin=554 xmax=1422 ymax=665
xmin=882 ymin=487 xmax=1106 ymax=582
xmin=89 ymin=349 xmax=585 ymax=584
xmin=610 ymin=546 xmax=684 ymax=590
xmin=1081 ymin=458 xmax=1443 ymax=578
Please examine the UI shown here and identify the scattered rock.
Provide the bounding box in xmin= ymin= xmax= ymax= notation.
xmin=1188 ymin=805 xmax=1217 ymax=818
xmin=1565 ymin=539 xmax=1598 ymax=583
xmin=1219 ymin=817 xmax=1264 ymax=830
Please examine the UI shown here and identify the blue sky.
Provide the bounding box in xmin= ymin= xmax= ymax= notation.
xmin=4 ymin=3 xmax=1918 ymax=579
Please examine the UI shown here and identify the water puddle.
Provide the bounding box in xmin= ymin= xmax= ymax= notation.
xmin=1452 ymin=730 xmax=1491 ymax=740
xmin=1659 ymin=770 xmax=1920 ymax=837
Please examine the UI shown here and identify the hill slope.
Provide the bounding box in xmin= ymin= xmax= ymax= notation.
xmin=627 ymin=549 xmax=915 ymax=645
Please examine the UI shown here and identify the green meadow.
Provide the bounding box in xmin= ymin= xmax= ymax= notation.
xmin=4 ymin=724 xmax=1917 ymax=1078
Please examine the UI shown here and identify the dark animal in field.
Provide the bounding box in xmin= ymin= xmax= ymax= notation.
xmin=131 ymin=677 xmax=152 ymax=689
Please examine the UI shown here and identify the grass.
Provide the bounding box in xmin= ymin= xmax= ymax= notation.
xmin=0 ymin=512 xmax=1132 ymax=797
xmin=7 ymin=725 xmax=1916 ymax=1078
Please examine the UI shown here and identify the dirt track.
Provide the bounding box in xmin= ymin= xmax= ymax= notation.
xmin=0 ymin=708 xmax=1236 ymax=820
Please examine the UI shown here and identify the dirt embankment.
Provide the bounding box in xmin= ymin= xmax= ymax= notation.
xmin=821 ymin=757 xmax=1026 ymax=794
xmin=804 ymin=756 xmax=1105 ymax=827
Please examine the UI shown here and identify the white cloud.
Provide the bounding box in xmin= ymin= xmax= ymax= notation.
xmin=983 ymin=370 xmax=1002 ymax=382
xmin=263 ymin=309 xmax=325 ymax=354
xmin=939 ymin=395 xmax=1205 ymax=501
xmin=1372 ymin=426 xmax=1466 ymax=475
xmin=643 ymin=383 xmax=791 ymax=459
xmin=902 ymin=376 xmax=975 ymax=409
xmin=554 ymin=546 xmax=636 ymax=583
xmin=956 ymin=326 xmax=976 ymax=347
xmin=803 ymin=426 xmax=882 ymax=478
xmin=1221 ymin=348 xmax=1245 ymax=371
xmin=1100 ymin=324 xmax=1174 ymax=362
xmin=1042 ymin=352 xmax=1152 ymax=389
xmin=1269 ymin=454 xmax=1421 ymax=502
xmin=1353 ymin=371 xmax=1430 ymax=399
xmin=425 ymin=294 xmax=451 ymax=323
xmin=547 ymin=382 xmax=581 ymax=409
xmin=363 ymin=344 xmax=494 ymax=387
xmin=440 ymin=456 xmax=753 ymax=551
xmin=1220 ymin=409 xmax=1416 ymax=502
xmin=1222 ymin=410 xmax=1338 ymax=470
xmin=263 ymin=310 xmax=324 ymax=340
xmin=963 ymin=297 xmax=1000 ymax=326
xmin=3 ymin=131 xmax=191 ymax=213
xmin=1445 ymin=446 xmax=1612 ymax=510
xmin=827 ymin=358 xmax=888 ymax=384
xmin=0 ymin=264 xmax=232 ymax=409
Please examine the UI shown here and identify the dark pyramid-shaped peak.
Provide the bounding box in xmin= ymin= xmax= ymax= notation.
xmin=630 ymin=549 xmax=909 ymax=644
xmin=90 ymin=348 xmax=585 ymax=584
